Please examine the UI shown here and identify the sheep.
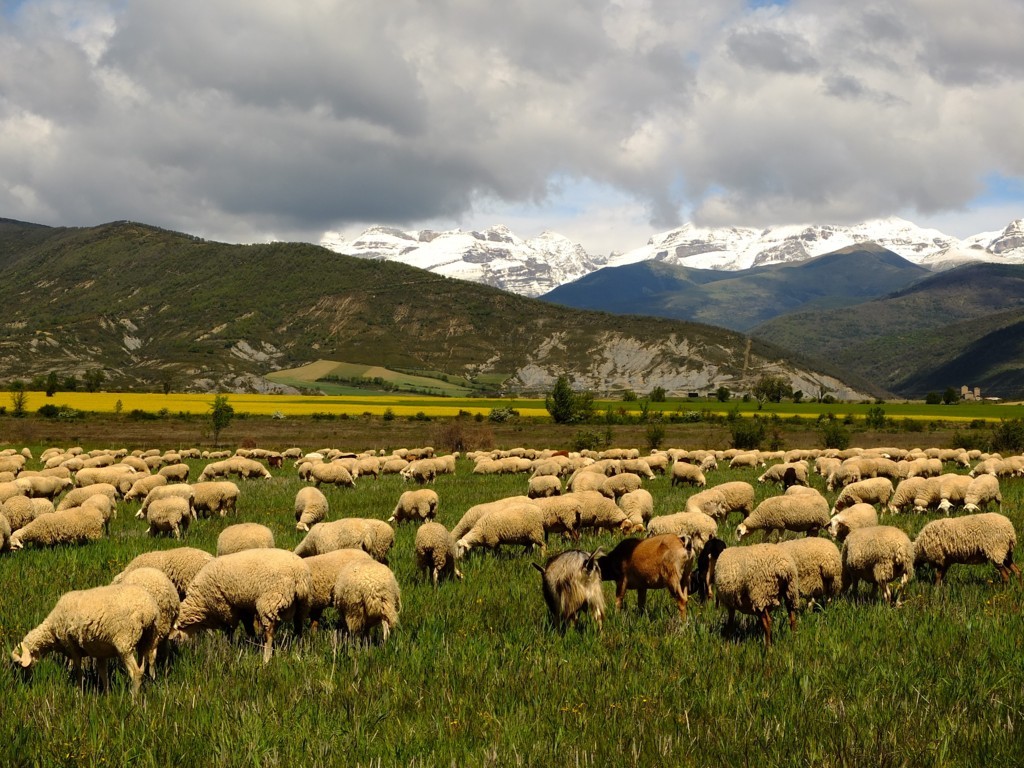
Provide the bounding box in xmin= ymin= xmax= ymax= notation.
xmin=531 ymin=495 xmax=585 ymax=541
xmin=832 ymin=478 xmax=895 ymax=514
xmin=8 ymin=499 xmax=113 ymax=550
xmin=158 ymin=463 xmax=190 ymax=483
xmin=961 ymin=475 xmax=1002 ymax=514
xmin=757 ymin=462 xmax=809 ymax=487
xmin=736 ymin=494 xmax=830 ymax=541
xmin=597 ymin=535 xmax=694 ymax=618
xmin=2 ymin=494 xmax=39 ymax=532
xmin=671 ymin=462 xmax=706 ymax=488
xmin=777 ymin=538 xmax=843 ymax=607
xmin=415 ymin=522 xmax=463 ymax=585
xmin=913 ymin=474 xmax=973 ymax=514
xmin=143 ymin=497 xmax=193 ymax=539
xmin=14 ymin=475 xmax=72 ymax=500
xmin=301 ymin=548 xmax=375 ymax=629
xmin=294 ymin=487 xmax=330 ymax=532
xmin=532 ymin=549 xmax=604 ymax=631
xmin=293 ymin=519 xmax=395 ymax=563
xmin=216 ymin=523 xmax=275 ymax=556
xmin=0 ymin=511 xmax=10 ymax=552
xmin=685 ymin=481 xmax=757 ymax=521
xmin=451 ymin=497 xmax=533 ymax=541
xmin=225 ymin=457 xmax=273 ymax=480
xmin=621 ymin=459 xmax=656 ymax=479
xmin=913 ymin=513 xmax=1019 ymax=584
xmin=601 ymin=472 xmax=644 ymax=498
xmin=388 ymin=489 xmax=439 ymax=525
xmin=455 ymin=502 xmax=547 ymax=558
xmin=729 ymin=452 xmax=763 ymax=469
xmin=74 ymin=465 xmax=137 ymax=489
xmin=528 ymin=475 xmax=562 ymax=499
xmin=381 ymin=457 xmax=410 ymax=475
xmin=311 ymin=461 xmax=356 ymax=489
xmin=113 ymin=547 xmax=215 ymax=600
xmin=331 ymin=559 xmax=401 ymax=644
xmin=174 ymin=548 xmax=311 ymax=663
xmin=573 ymin=491 xmax=633 ymax=534
xmin=400 ymin=459 xmax=436 ymax=484
xmin=646 ymin=510 xmax=718 ymax=551
xmin=11 ymin=584 xmax=160 ymax=696
xmin=123 ymin=474 xmax=168 ymax=503
xmin=828 ymin=503 xmax=879 ymax=541
xmin=567 ymin=471 xmax=607 ymax=494
xmin=139 ymin=484 xmax=195 ymax=519
xmin=111 ymin=567 xmax=180 ymax=678
xmin=696 ymin=538 xmax=799 ymax=646
xmin=888 ymin=477 xmax=929 ymax=514
xmin=618 ymin=489 xmax=654 ymax=533
xmin=841 ymin=525 xmax=915 ymax=604
xmin=192 ymin=481 xmax=240 ymax=518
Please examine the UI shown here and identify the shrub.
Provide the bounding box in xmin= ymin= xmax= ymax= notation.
xmin=645 ymin=422 xmax=666 ymax=451
xmin=730 ymin=417 xmax=766 ymax=450
xmin=649 ymin=386 xmax=667 ymax=403
xmin=865 ymin=406 xmax=886 ymax=430
xmin=37 ymin=404 xmax=60 ymax=419
xmin=571 ymin=429 xmax=608 ymax=453
xmin=487 ymin=407 xmax=519 ymax=423
xmin=819 ymin=420 xmax=850 ymax=450
xmin=382 ymin=408 xmax=395 ymax=422
xmin=715 ymin=386 xmax=731 ymax=402
xmin=546 ymin=375 xmax=594 ymax=424
xmin=991 ymin=419 xmax=1024 ymax=453
xmin=621 ymin=389 xmax=638 ymax=402
xmin=925 ymin=392 xmax=942 ymax=405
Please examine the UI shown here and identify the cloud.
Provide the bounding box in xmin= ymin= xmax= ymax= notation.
xmin=0 ymin=0 xmax=1021 ymax=246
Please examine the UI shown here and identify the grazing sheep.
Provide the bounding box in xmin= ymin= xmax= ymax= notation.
xmin=736 ymin=494 xmax=830 ymax=541
xmin=400 ymin=459 xmax=436 ymax=485
xmin=2 ymin=495 xmax=39 ymax=532
xmin=11 ymin=584 xmax=160 ymax=696
xmin=684 ymin=482 xmax=756 ymax=520
xmin=74 ymin=465 xmax=137 ymax=489
xmin=0 ymin=511 xmax=10 ymax=552
xmin=671 ymin=463 xmax=706 ymax=488
xmin=9 ymin=500 xmax=113 ymax=550
xmin=174 ymin=548 xmax=312 ymax=663
xmin=388 ymin=489 xmax=439 ymax=524
xmin=455 ymin=502 xmax=547 ymax=558
xmin=309 ymin=461 xmax=356 ymax=489
xmin=913 ymin=513 xmax=1019 ymax=584
xmin=216 ymin=523 xmax=275 ymax=556
xmin=597 ymin=535 xmax=695 ymax=618
xmin=533 ymin=549 xmax=605 ymax=631
xmin=14 ymin=475 xmax=72 ymax=500
xmin=528 ymin=475 xmax=562 ymax=499
xmin=618 ymin=489 xmax=654 ymax=533
xmin=113 ymin=547 xmax=215 ymax=600
xmin=841 ymin=525 xmax=915 ymax=604
xmin=573 ymin=491 xmax=633 ymax=534
xmin=832 ymin=478 xmax=894 ymax=514
xmin=729 ymin=453 xmax=762 ymax=470
xmin=294 ymin=486 xmax=330 ymax=531
xmin=601 ymin=472 xmax=644 ymax=499
xmin=828 ymin=503 xmax=879 ymax=541
xmin=621 ymin=459 xmax=656 ymax=480
xmin=695 ymin=538 xmax=799 ymax=646
xmin=192 ymin=481 xmax=240 ymax=518
xmin=142 ymin=497 xmax=193 ymax=539
xmin=381 ymin=457 xmax=409 ymax=475
xmin=415 ymin=522 xmax=463 ymax=585
xmin=567 ymin=472 xmax=607 ymax=494
xmin=139 ymin=484 xmax=195 ymax=519
xmin=757 ymin=462 xmax=809 ymax=487
xmin=913 ymin=474 xmax=973 ymax=514
xmin=960 ymin=475 xmax=1002 ymax=514
xmin=888 ymin=477 xmax=929 ymax=514
xmin=123 ymin=475 xmax=168 ymax=503
xmin=293 ymin=519 xmax=395 ymax=563
xmin=450 ymin=497 xmax=533 ymax=541
xmin=777 ymin=538 xmax=843 ymax=607
xmin=111 ymin=567 xmax=180 ymax=678
xmin=302 ymin=549 xmax=376 ymax=629
xmin=646 ymin=511 xmax=718 ymax=552
xmin=0 ymin=481 xmax=25 ymax=504
xmin=332 ymin=558 xmax=401 ymax=643
xmin=531 ymin=495 xmax=584 ymax=540
xmin=157 ymin=463 xmax=190 ymax=483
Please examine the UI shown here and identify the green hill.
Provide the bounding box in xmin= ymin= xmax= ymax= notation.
xmin=0 ymin=219 xmax=873 ymax=398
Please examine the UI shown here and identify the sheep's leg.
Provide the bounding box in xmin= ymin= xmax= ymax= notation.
xmin=261 ymin=621 xmax=276 ymax=664
xmin=121 ymin=652 xmax=144 ymax=698
xmin=68 ymin=651 xmax=84 ymax=690
xmin=97 ymin=658 xmax=110 ymax=692
xmin=934 ymin=567 xmax=945 ymax=585
xmin=432 ymin=567 xmax=440 ymax=587
xmin=760 ymin=611 xmax=773 ymax=647
xmin=725 ymin=607 xmax=736 ymax=637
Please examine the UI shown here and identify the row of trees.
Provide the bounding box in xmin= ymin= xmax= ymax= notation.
xmin=14 ymin=369 xmax=106 ymax=396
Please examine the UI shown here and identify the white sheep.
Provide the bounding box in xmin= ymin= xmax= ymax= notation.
xmin=455 ymin=502 xmax=547 ymax=559
xmin=670 ymin=462 xmax=706 ymax=488
xmin=123 ymin=474 xmax=168 ymax=503
xmin=400 ymin=459 xmax=436 ymax=484
xmin=777 ymin=537 xmax=843 ymax=607
xmin=913 ymin=513 xmax=1019 ymax=583
xmin=728 ymin=452 xmax=763 ymax=469
xmin=294 ymin=486 xmax=330 ymax=531
xmin=601 ymin=472 xmax=644 ymax=498
xmin=143 ymin=497 xmax=194 ymax=539
xmin=618 ymin=489 xmax=654 ymax=533
xmin=174 ymin=548 xmax=311 ymax=663
xmin=684 ymin=481 xmax=756 ymax=520
xmin=139 ymin=484 xmax=195 ymax=519
xmin=887 ymin=477 xmax=928 ymax=514
xmin=311 ymin=461 xmax=356 ymax=488
xmin=450 ymin=497 xmax=533 ymax=541
xmin=827 ymin=503 xmax=879 ymax=541
xmin=646 ymin=511 xmax=718 ymax=551
xmin=14 ymin=475 xmax=72 ymax=500
xmin=573 ymin=491 xmax=633 ymax=534
xmin=192 ymin=481 xmax=240 ymax=518
xmin=757 ymin=462 xmax=809 ymax=487
xmin=157 ymin=463 xmax=190 ymax=483
xmin=216 ymin=523 xmax=275 ymax=556
xmin=11 ymin=584 xmax=160 ymax=696
xmin=567 ymin=472 xmax=606 ymax=494
xmin=114 ymin=547 xmax=215 ymax=600
xmin=528 ymin=475 xmax=562 ymax=499
xmin=832 ymin=477 xmax=894 ymax=514
xmin=293 ymin=519 xmax=395 ymax=562
xmin=531 ymin=495 xmax=585 ymax=541
xmin=9 ymin=499 xmax=113 ymax=550
xmin=913 ymin=474 xmax=972 ymax=514
xmin=415 ymin=521 xmax=463 ymax=585
xmin=301 ymin=548 xmax=375 ymax=629
xmin=960 ymin=475 xmax=1002 ymax=514
xmin=111 ymin=567 xmax=180 ymax=678
xmin=841 ymin=525 xmax=915 ymax=605
xmin=331 ymin=558 xmax=401 ymax=644
xmin=0 ymin=511 xmax=10 ymax=552
xmin=388 ymin=489 xmax=439 ymax=524
xmin=736 ymin=494 xmax=830 ymax=541
xmin=2 ymin=495 xmax=39 ymax=532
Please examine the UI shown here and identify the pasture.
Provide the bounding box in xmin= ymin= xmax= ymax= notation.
xmin=1 ymin=449 xmax=1023 ymax=767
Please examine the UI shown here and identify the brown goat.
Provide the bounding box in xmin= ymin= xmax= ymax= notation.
xmin=597 ymin=535 xmax=694 ymax=618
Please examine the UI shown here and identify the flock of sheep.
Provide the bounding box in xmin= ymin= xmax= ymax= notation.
xmin=2 ymin=441 xmax=1020 ymax=696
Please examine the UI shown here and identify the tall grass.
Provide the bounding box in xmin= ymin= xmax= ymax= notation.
xmin=1 ymin=452 xmax=1022 ymax=767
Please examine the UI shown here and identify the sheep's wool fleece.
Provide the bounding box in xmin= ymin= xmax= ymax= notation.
xmin=713 ymin=544 xmax=799 ymax=615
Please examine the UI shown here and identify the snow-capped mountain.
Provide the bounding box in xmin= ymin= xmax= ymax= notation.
xmin=321 ymin=218 xmax=1024 ymax=296
xmin=320 ymin=225 xmax=599 ymax=297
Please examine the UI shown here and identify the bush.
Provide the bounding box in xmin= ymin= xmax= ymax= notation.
xmin=730 ymin=417 xmax=766 ymax=450
xmin=382 ymin=408 xmax=395 ymax=422
xmin=925 ymin=392 xmax=942 ymax=405
xmin=621 ymin=389 xmax=638 ymax=402
xmin=865 ymin=406 xmax=886 ymax=430
xmin=487 ymin=407 xmax=519 ymax=423
xmin=645 ymin=422 xmax=666 ymax=451
xmin=649 ymin=386 xmax=667 ymax=403
xmin=545 ymin=375 xmax=594 ymax=424
xmin=128 ymin=408 xmax=159 ymax=421
xmin=36 ymin=404 xmax=60 ymax=419
xmin=991 ymin=419 xmax=1024 ymax=453
xmin=571 ymin=429 xmax=608 ymax=453
xmin=819 ymin=419 xmax=850 ymax=450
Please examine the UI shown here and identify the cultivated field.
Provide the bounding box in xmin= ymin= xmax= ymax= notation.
xmin=2 ymin=445 xmax=1022 ymax=767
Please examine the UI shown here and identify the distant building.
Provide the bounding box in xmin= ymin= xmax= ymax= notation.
xmin=960 ymin=385 xmax=982 ymax=401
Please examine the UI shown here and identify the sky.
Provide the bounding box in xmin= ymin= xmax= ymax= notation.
xmin=1 ymin=0 xmax=1022 ymax=255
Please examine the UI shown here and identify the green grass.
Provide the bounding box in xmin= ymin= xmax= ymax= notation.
xmin=2 ymin=449 xmax=1023 ymax=766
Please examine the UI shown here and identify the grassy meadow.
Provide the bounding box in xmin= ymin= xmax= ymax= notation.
xmin=1 ymin=450 xmax=1023 ymax=767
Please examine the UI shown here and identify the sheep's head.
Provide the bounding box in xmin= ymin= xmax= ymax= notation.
xmin=8 ymin=533 xmax=24 ymax=551
xmin=937 ymin=499 xmax=954 ymax=515
xmin=963 ymin=503 xmax=980 ymax=513
xmin=454 ymin=539 xmax=470 ymax=560
xmin=735 ymin=524 xmax=749 ymax=541
xmin=10 ymin=642 xmax=34 ymax=671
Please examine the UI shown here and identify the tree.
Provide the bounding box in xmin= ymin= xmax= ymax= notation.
xmin=209 ymin=394 xmax=234 ymax=446
xmin=925 ymin=391 xmax=942 ymax=405
xmin=545 ymin=375 xmax=593 ymax=424
xmin=649 ymin=386 xmax=667 ymax=403
xmin=942 ymin=387 xmax=960 ymax=405
xmin=45 ymin=371 xmax=59 ymax=397
xmin=752 ymin=374 xmax=792 ymax=405
xmin=715 ymin=386 xmax=731 ymax=402
xmin=9 ymin=382 xmax=27 ymax=418
xmin=63 ymin=374 xmax=78 ymax=391
xmin=84 ymin=369 xmax=105 ymax=393
xmin=865 ymin=406 xmax=886 ymax=430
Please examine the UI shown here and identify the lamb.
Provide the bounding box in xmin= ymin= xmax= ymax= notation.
xmin=736 ymin=494 xmax=830 ymax=541
xmin=415 ymin=521 xmax=463 ymax=585
xmin=292 ymin=486 xmax=329 ymax=533
xmin=684 ymin=481 xmax=756 ymax=520
xmin=216 ymin=523 xmax=275 ymax=556
xmin=597 ymin=535 xmax=694 ymax=618
xmin=113 ymin=547 xmax=215 ymax=600
xmin=832 ymin=478 xmax=894 ymax=514
xmin=388 ymin=489 xmax=439 ymax=524
xmin=11 ymin=583 xmax=160 ymax=696
xmin=528 ymin=475 xmax=562 ymax=499
xmin=695 ymin=538 xmax=799 ymax=646
xmin=960 ymin=475 xmax=1002 ymax=514
xmin=331 ymin=558 xmax=401 ymax=643
xmin=841 ymin=525 xmax=915 ymax=604
xmin=618 ymin=489 xmax=654 ymax=533
xmin=887 ymin=477 xmax=929 ymax=514
xmin=9 ymin=498 xmax=113 ymax=550
xmin=913 ymin=474 xmax=973 ymax=514
xmin=533 ymin=549 xmax=604 ymax=631
xmin=191 ymin=481 xmax=240 ymax=518
xmin=455 ymin=502 xmax=547 ymax=558
xmin=300 ymin=548 xmax=375 ymax=629
xmin=646 ymin=511 xmax=718 ymax=552
xmin=123 ymin=474 xmax=168 ymax=503
xmin=757 ymin=462 xmax=809 ymax=487
xmin=913 ymin=513 xmax=1019 ymax=583
xmin=293 ymin=519 xmax=395 ymax=563
xmin=670 ymin=462 xmax=706 ymax=488
xmin=827 ymin=503 xmax=879 ymax=541
xmin=158 ymin=463 xmax=190 ymax=483
xmin=311 ymin=461 xmax=356 ymax=489
xmin=111 ymin=567 xmax=180 ymax=678
xmin=601 ymin=472 xmax=644 ymax=498
xmin=174 ymin=548 xmax=311 ymax=662
xmin=777 ymin=538 xmax=843 ymax=606
xmin=142 ymin=497 xmax=194 ymax=539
